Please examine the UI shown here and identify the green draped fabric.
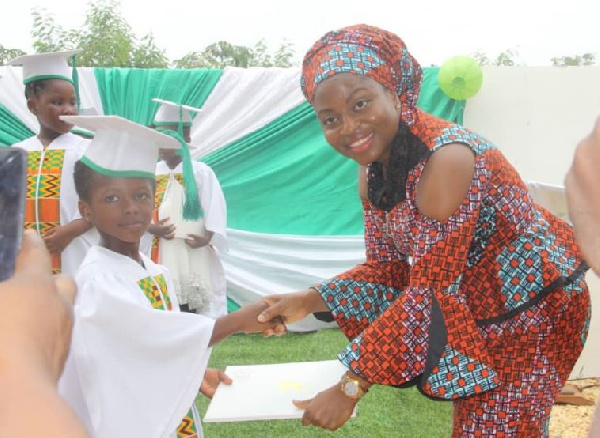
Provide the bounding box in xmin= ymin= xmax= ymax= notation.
xmin=94 ymin=68 xmax=224 ymax=124
xmin=0 ymin=103 xmax=35 ymax=147
xmin=203 ymin=67 xmax=464 ymax=236
xmin=204 ymin=102 xmax=361 ymax=235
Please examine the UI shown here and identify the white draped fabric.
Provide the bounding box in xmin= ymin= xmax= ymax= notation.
xmin=190 ymin=67 xmax=305 ymax=159
xmin=76 ymin=67 xmax=105 ymax=115
xmin=0 ymin=66 xmax=104 ymax=127
xmin=220 ymin=229 xmax=366 ymax=332
xmin=0 ymin=65 xmax=38 ymax=131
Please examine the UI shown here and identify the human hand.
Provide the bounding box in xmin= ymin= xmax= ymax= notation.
xmin=257 ymin=289 xmax=326 ymax=336
xmin=0 ymin=230 xmax=76 ymax=382
xmin=148 ymin=218 xmax=175 ymax=240
xmin=235 ymin=300 xmax=286 ymax=335
xmin=43 ymin=225 xmax=75 ymax=254
xmin=200 ymin=368 xmax=232 ymax=398
xmin=293 ymin=382 xmax=357 ymax=431
xmin=185 ymin=233 xmax=210 ymax=249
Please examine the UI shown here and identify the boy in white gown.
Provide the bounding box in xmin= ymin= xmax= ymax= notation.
xmin=146 ymin=99 xmax=227 ymax=318
xmin=58 ymin=115 xmax=278 ymax=438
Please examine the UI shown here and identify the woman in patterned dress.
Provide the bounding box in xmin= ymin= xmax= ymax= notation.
xmin=258 ymin=24 xmax=591 ymax=437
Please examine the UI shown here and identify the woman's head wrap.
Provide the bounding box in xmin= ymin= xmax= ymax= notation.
xmin=301 ymin=24 xmax=422 ymax=126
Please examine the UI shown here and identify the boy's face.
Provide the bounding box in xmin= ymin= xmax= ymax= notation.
xmin=79 ymin=174 xmax=154 ymax=249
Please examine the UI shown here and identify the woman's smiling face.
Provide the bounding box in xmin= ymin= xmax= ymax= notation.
xmin=312 ymin=73 xmax=400 ymax=167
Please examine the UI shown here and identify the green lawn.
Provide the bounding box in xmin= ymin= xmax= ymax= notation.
xmin=196 ymin=329 xmax=452 ymax=437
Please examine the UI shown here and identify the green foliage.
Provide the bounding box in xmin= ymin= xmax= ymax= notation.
xmin=16 ymin=0 xmax=296 ymax=69
xmin=0 ymin=45 xmax=26 ymax=66
xmin=30 ymin=0 xmax=168 ymax=68
xmin=272 ymin=40 xmax=296 ymax=68
xmin=195 ymin=330 xmax=452 ymax=437
xmin=472 ymin=48 xmax=520 ymax=66
xmin=250 ymin=39 xmax=272 ymax=67
xmin=130 ymin=34 xmax=169 ymax=69
xmin=551 ymin=53 xmax=596 ymax=66
xmin=174 ymin=39 xmax=296 ymax=69
xmin=31 ymin=8 xmax=73 ymax=53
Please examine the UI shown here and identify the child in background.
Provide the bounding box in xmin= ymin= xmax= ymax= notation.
xmin=8 ymin=50 xmax=95 ymax=275
xmin=58 ymin=115 xmax=277 ymax=438
xmin=146 ymin=98 xmax=228 ymax=318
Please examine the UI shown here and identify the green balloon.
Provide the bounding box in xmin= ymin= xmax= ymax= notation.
xmin=438 ymin=55 xmax=483 ymax=101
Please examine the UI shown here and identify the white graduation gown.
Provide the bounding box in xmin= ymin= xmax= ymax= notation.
xmin=13 ymin=133 xmax=98 ymax=275
xmin=143 ymin=161 xmax=228 ymax=319
xmin=59 ymin=245 xmax=215 ymax=438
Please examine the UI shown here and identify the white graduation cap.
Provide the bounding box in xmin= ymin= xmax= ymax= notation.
xmin=60 ymin=115 xmax=180 ymax=179
xmin=8 ymin=50 xmax=80 ymax=85
xmin=152 ymin=98 xmax=201 ymax=127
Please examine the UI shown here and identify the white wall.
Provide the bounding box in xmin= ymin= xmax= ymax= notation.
xmin=464 ymin=66 xmax=600 ymax=185
xmin=463 ymin=66 xmax=600 ymax=379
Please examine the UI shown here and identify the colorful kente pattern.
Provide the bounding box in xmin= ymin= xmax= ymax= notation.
xmin=137 ymin=272 xmax=196 ymax=434
xmin=151 ymin=173 xmax=185 ymax=262
xmin=25 ymin=149 xmax=64 ymax=272
xmin=137 ymin=274 xmax=173 ymax=311
xmin=176 ymin=412 xmax=198 ymax=437
xmin=315 ymin=109 xmax=590 ymax=435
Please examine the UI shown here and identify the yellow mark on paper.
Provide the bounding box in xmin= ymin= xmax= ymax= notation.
xmin=278 ymin=381 xmax=303 ymax=391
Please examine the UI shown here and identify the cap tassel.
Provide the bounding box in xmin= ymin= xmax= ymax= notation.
xmin=156 ymin=111 xmax=203 ymax=221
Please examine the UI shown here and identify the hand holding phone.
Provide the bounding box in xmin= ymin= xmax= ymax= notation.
xmin=0 ymin=147 xmax=27 ymax=282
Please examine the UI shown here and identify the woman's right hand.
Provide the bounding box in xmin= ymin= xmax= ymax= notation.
xmin=147 ymin=218 xmax=176 ymax=240
xmin=257 ymin=289 xmax=327 ymax=336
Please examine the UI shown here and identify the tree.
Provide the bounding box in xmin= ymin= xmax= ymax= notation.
xmin=174 ymin=41 xmax=253 ymax=68
xmin=29 ymin=0 xmax=293 ymax=69
xmin=0 ymin=45 xmax=26 ymax=65
xmin=31 ymin=0 xmax=168 ymax=68
xmin=130 ymin=34 xmax=169 ymax=69
xmin=551 ymin=53 xmax=596 ymax=66
xmin=271 ymin=40 xmax=296 ymax=68
xmin=174 ymin=39 xmax=296 ymax=69
xmin=250 ymin=39 xmax=272 ymax=67
xmin=472 ymin=48 xmax=520 ymax=66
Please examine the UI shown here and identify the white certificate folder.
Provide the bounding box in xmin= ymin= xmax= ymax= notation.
xmin=204 ymin=360 xmax=355 ymax=422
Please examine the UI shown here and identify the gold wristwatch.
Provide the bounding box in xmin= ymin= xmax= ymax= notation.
xmin=340 ymin=373 xmax=368 ymax=400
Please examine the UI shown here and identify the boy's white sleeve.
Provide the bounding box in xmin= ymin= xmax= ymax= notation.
xmin=66 ymin=272 xmax=214 ymax=438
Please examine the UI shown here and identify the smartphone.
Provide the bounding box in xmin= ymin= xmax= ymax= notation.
xmin=0 ymin=147 xmax=27 ymax=282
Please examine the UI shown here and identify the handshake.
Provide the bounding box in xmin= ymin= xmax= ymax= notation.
xmin=225 ymin=289 xmax=329 ymax=338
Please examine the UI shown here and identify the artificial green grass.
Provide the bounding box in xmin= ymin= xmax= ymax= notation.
xmin=196 ymin=329 xmax=452 ymax=437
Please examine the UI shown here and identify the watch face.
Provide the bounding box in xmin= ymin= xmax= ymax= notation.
xmin=344 ymin=381 xmax=359 ymax=397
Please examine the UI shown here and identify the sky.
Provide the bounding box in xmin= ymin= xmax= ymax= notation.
xmin=1 ymin=0 xmax=598 ymax=66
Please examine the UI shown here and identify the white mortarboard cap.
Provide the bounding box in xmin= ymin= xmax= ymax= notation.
xmin=60 ymin=115 xmax=180 ymax=179
xmin=8 ymin=50 xmax=80 ymax=85
xmin=152 ymin=98 xmax=201 ymax=126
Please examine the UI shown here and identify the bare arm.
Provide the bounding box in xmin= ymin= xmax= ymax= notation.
xmin=416 ymin=143 xmax=475 ymax=221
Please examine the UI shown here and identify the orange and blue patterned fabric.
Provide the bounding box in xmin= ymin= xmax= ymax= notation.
xmin=301 ymin=23 xmax=421 ymax=127
xmin=305 ymin=24 xmax=591 ymax=437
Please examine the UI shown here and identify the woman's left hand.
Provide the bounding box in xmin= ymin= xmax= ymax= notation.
xmin=184 ymin=233 xmax=211 ymax=249
xmin=199 ymin=368 xmax=232 ymax=398
xmin=293 ymin=383 xmax=358 ymax=431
